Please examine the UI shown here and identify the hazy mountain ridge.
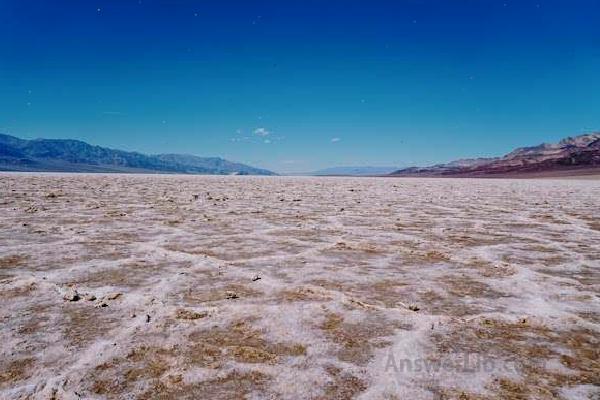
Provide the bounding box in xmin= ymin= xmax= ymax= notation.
xmin=0 ymin=134 xmax=275 ymax=175
xmin=311 ymin=166 xmax=399 ymax=176
xmin=391 ymin=133 xmax=600 ymax=177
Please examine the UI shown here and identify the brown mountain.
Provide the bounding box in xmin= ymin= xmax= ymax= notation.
xmin=391 ymin=133 xmax=600 ymax=177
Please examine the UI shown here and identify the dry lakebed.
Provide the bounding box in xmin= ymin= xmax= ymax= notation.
xmin=0 ymin=173 xmax=599 ymax=399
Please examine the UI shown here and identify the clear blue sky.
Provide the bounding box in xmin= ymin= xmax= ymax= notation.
xmin=1 ymin=1 xmax=599 ymax=173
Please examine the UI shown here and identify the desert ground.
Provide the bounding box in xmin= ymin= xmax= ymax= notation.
xmin=0 ymin=173 xmax=598 ymax=400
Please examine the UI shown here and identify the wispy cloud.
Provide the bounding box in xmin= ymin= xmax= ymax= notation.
xmin=331 ymin=137 xmax=341 ymax=143
xmin=231 ymin=127 xmax=280 ymax=144
xmin=230 ymin=136 xmax=252 ymax=142
xmin=254 ymin=127 xmax=270 ymax=136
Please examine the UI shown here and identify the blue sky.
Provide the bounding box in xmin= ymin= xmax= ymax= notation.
xmin=1 ymin=1 xmax=599 ymax=173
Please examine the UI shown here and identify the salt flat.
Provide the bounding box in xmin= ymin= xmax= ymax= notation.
xmin=0 ymin=173 xmax=598 ymax=400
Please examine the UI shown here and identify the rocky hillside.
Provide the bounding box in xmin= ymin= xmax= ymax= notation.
xmin=0 ymin=134 xmax=275 ymax=175
xmin=391 ymin=133 xmax=600 ymax=177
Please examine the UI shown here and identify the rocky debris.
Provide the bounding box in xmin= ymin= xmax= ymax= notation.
xmin=64 ymin=291 xmax=80 ymax=302
xmin=61 ymin=287 xmax=80 ymax=302
xmin=106 ymin=292 xmax=122 ymax=300
xmin=252 ymin=275 xmax=261 ymax=282
xmin=334 ymin=242 xmax=349 ymax=250
xmin=348 ymin=298 xmax=378 ymax=310
xmin=146 ymin=314 xmax=151 ymax=323
xmin=175 ymin=309 xmax=208 ymax=320
xmin=24 ymin=205 xmax=38 ymax=213
xmin=408 ymin=304 xmax=420 ymax=312
xmin=225 ymin=291 xmax=239 ymax=299
xmin=88 ymin=292 xmax=123 ymax=308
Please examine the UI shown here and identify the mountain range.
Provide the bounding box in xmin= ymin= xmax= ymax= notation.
xmin=2 ymin=132 xmax=598 ymax=177
xmin=0 ymin=134 xmax=275 ymax=175
xmin=391 ymin=133 xmax=600 ymax=177
xmin=311 ymin=166 xmax=399 ymax=176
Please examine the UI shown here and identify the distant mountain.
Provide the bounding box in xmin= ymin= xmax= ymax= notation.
xmin=153 ymin=154 xmax=274 ymax=175
xmin=312 ymin=166 xmax=399 ymax=176
xmin=444 ymin=157 xmax=499 ymax=168
xmin=0 ymin=134 xmax=275 ymax=175
xmin=391 ymin=133 xmax=600 ymax=177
